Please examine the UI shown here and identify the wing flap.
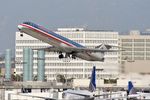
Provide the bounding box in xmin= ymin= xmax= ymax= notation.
xmin=63 ymin=89 xmax=92 ymax=97
xmin=16 ymin=93 xmax=56 ymax=100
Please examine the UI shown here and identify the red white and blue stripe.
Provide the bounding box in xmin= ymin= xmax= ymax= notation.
xmin=20 ymin=22 xmax=85 ymax=48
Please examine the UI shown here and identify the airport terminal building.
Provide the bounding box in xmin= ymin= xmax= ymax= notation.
xmin=119 ymin=30 xmax=150 ymax=74
xmin=15 ymin=28 xmax=119 ymax=80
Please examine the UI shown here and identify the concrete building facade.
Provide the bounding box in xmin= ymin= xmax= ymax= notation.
xmin=119 ymin=30 xmax=150 ymax=74
xmin=15 ymin=28 xmax=119 ymax=80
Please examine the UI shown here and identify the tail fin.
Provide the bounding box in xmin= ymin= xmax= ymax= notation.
xmin=95 ymin=44 xmax=112 ymax=50
xmin=89 ymin=66 xmax=96 ymax=92
xmin=128 ymin=81 xmax=137 ymax=95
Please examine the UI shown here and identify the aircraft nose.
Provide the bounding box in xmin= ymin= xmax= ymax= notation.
xmin=18 ymin=25 xmax=23 ymax=31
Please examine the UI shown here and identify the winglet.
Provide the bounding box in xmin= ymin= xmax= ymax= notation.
xmin=89 ymin=66 xmax=96 ymax=92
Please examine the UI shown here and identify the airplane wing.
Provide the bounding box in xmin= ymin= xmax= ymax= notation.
xmin=128 ymin=93 xmax=150 ymax=98
xmin=94 ymin=92 xmax=122 ymax=97
xmin=33 ymin=46 xmax=124 ymax=53
xmin=15 ymin=94 xmax=57 ymax=100
xmin=63 ymin=89 xmax=92 ymax=97
xmin=65 ymin=46 xmax=123 ymax=53
xmin=32 ymin=46 xmax=60 ymax=52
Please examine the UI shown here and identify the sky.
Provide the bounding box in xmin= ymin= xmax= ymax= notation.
xmin=0 ymin=0 xmax=150 ymax=55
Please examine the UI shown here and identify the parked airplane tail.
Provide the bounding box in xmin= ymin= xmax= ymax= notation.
xmin=89 ymin=66 xmax=96 ymax=92
xmin=128 ymin=81 xmax=137 ymax=95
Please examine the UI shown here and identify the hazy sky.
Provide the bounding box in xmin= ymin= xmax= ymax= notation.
xmin=0 ymin=0 xmax=150 ymax=54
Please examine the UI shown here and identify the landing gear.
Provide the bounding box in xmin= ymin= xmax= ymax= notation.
xmin=71 ymin=55 xmax=76 ymax=59
xmin=59 ymin=53 xmax=64 ymax=59
xmin=101 ymin=58 xmax=104 ymax=62
xmin=65 ymin=53 xmax=70 ymax=58
xmin=58 ymin=52 xmax=76 ymax=59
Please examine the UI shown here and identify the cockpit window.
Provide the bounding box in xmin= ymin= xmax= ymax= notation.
xmin=23 ymin=22 xmax=31 ymax=25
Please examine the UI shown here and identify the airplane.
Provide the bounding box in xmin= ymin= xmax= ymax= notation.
xmin=18 ymin=22 xmax=121 ymax=61
xmin=61 ymin=66 xmax=121 ymax=100
xmin=126 ymin=81 xmax=150 ymax=99
xmin=62 ymin=66 xmax=96 ymax=100
xmin=18 ymin=66 xmax=122 ymax=100
xmin=105 ymin=81 xmax=150 ymax=100
xmin=18 ymin=66 xmax=96 ymax=100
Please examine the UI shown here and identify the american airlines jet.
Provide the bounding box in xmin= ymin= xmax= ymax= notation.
xmin=18 ymin=22 xmax=120 ymax=61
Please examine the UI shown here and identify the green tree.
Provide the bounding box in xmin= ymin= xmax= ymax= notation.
xmin=33 ymin=75 xmax=47 ymax=81
xmin=67 ymin=77 xmax=74 ymax=83
xmin=11 ymin=73 xmax=23 ymax=81
xmin=56 ymin=74 xmax=66 ymax=83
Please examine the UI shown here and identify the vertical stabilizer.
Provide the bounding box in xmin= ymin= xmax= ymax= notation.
xmin=128 ymin=81 xmax=137 ymax=95
xmin=89 ymin=66 xmax=96 ymax=92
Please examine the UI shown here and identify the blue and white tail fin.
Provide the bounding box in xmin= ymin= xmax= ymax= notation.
xmin=89 ymin=66 xmax=96 ymax=92
xmin=128 ymin=81 xmax=137 ymax=95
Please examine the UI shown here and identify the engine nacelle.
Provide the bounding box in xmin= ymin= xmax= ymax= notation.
xmin=91 ymin=52 xmax=105 ymax=61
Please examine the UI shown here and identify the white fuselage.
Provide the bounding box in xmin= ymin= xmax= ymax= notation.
xmin=128 ymin=93 xmax=150 ymax=99
xmin=18 ymin=23 xmax=104 ymax=61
